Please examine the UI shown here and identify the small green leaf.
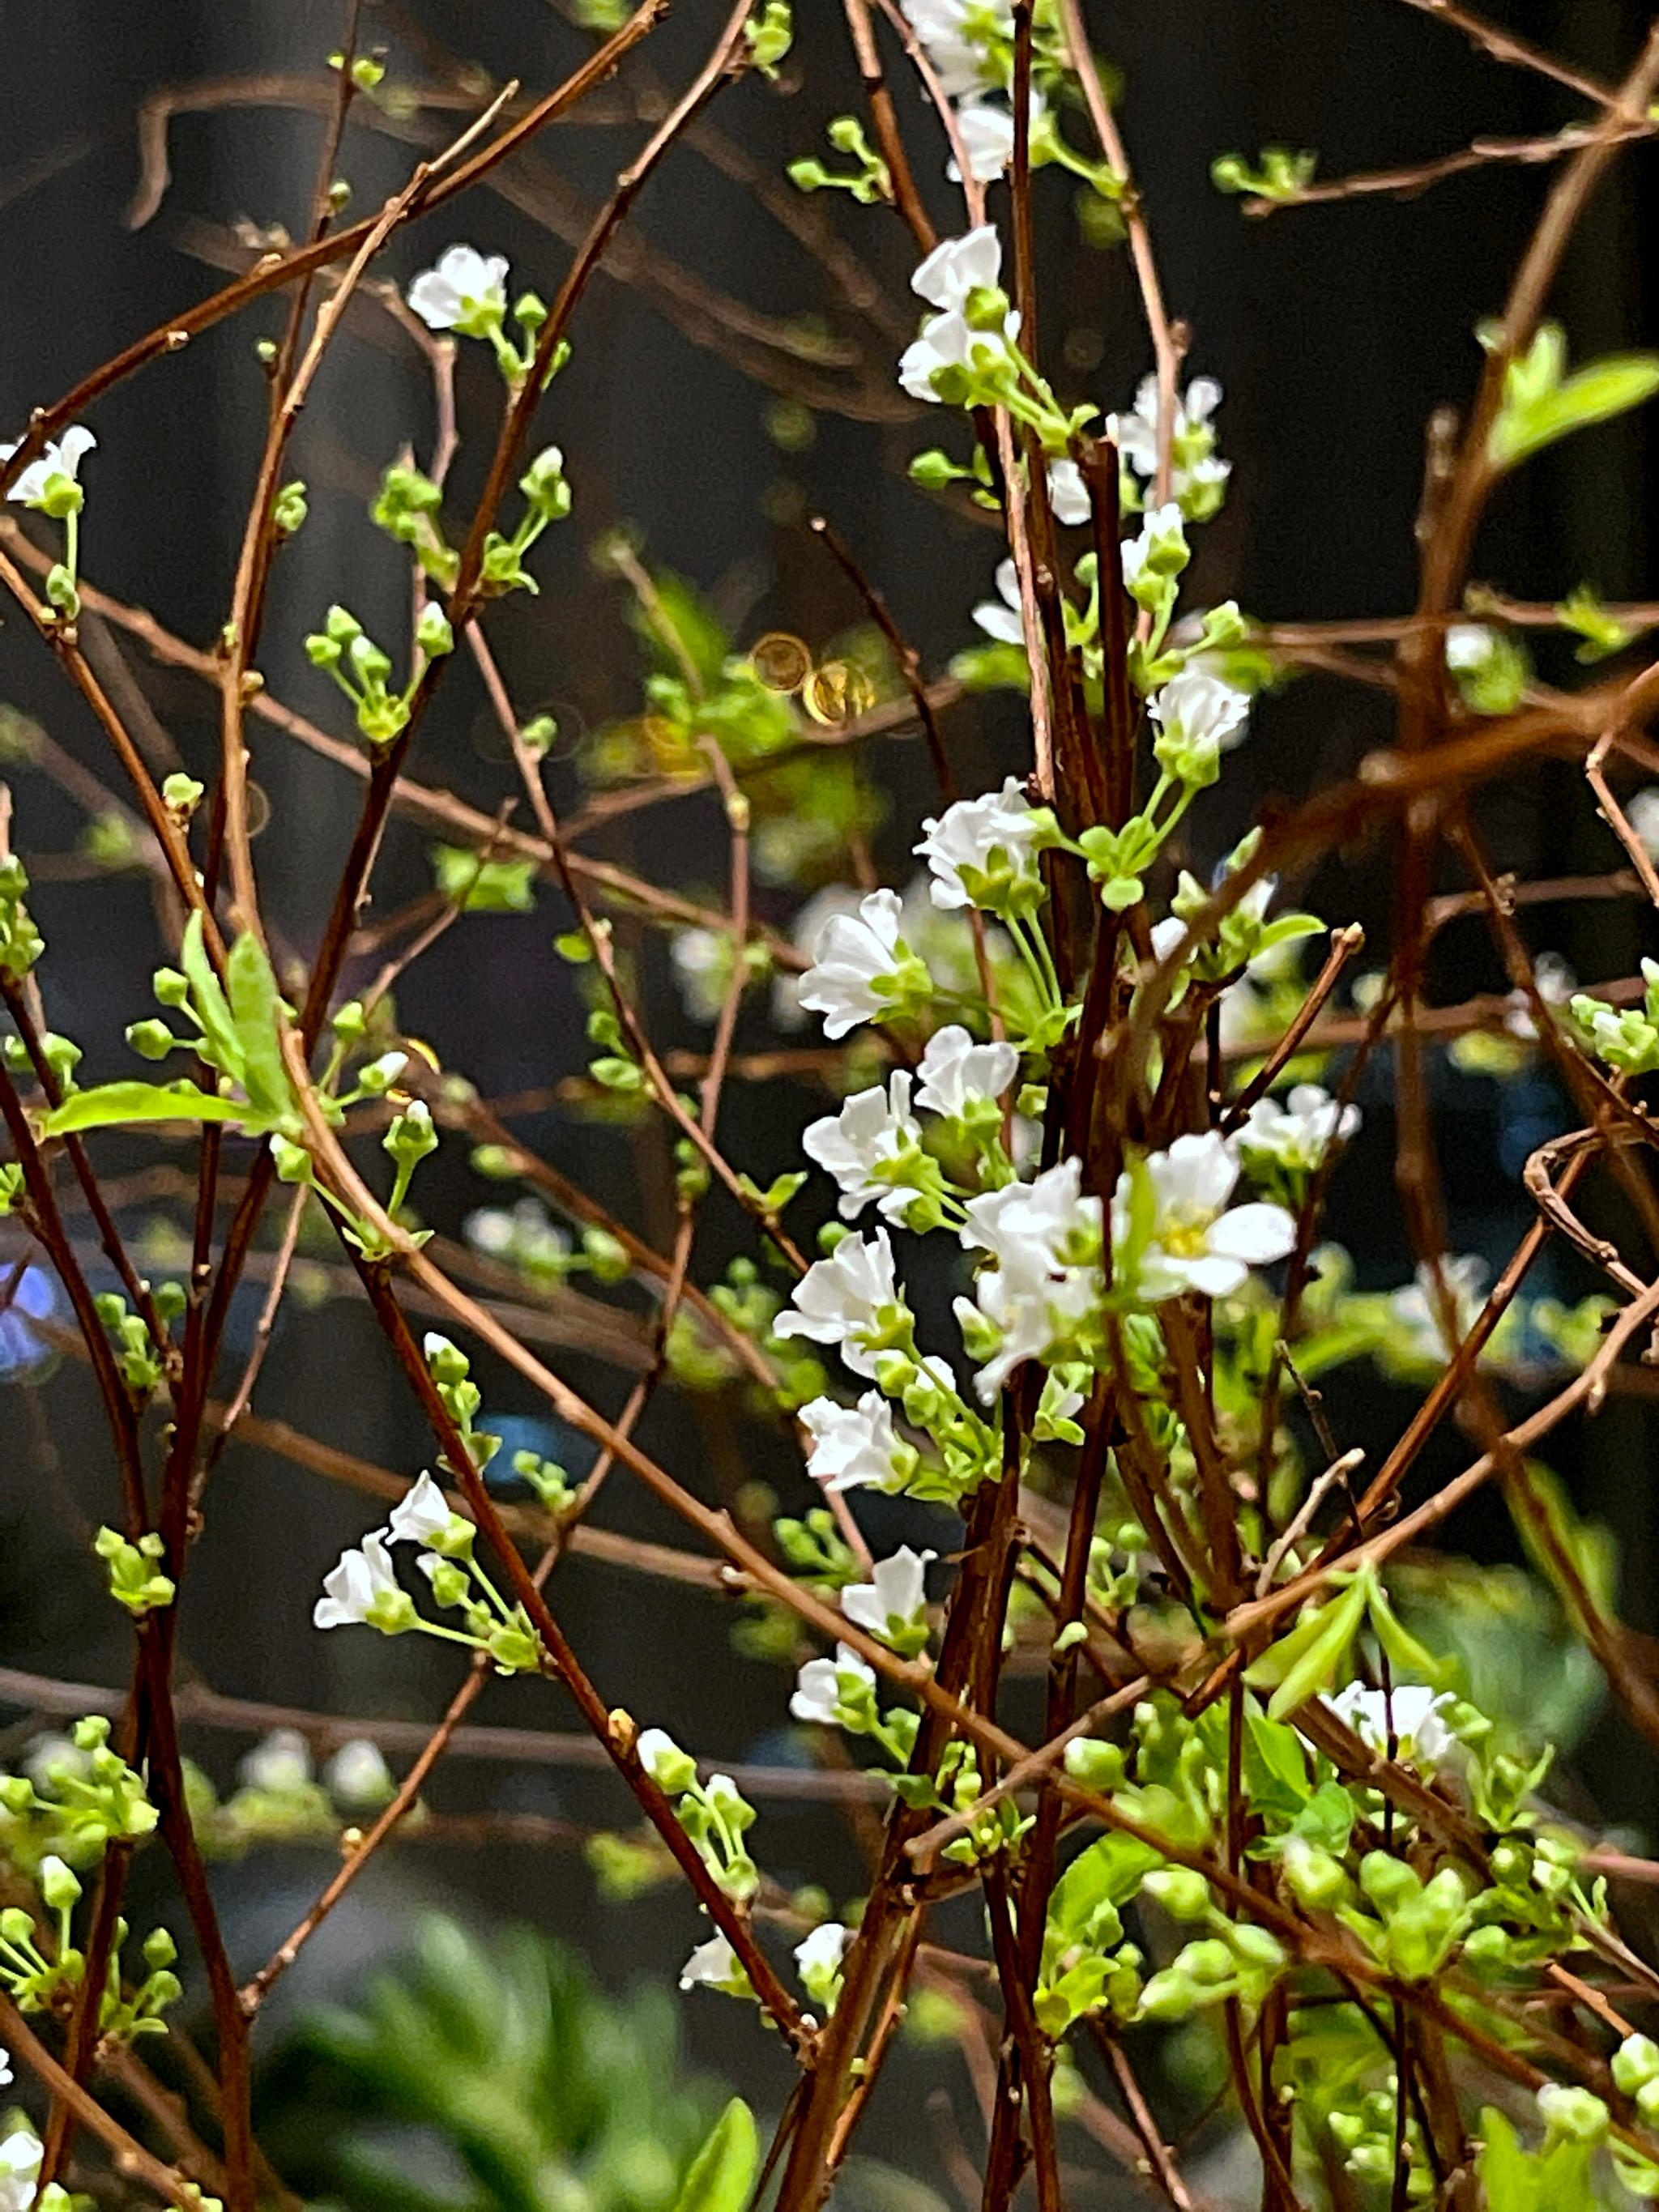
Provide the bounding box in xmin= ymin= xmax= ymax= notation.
xmin=226 ymin=931 xmax=291 ymax=1123
xmin=41 ymin=1080 xmax=274 ymax=1137
xmin=1244 ymin=1577 xmax=1368 ymax=1720
xmin=669 ymin=2099 xmax=758 ymax=2212
xmin=1489 ymin=326 xmax=1659 ymax=470
xmin=179 ymin=910 xmax=243 ymax=1082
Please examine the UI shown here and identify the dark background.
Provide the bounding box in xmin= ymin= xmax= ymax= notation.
xmin=2 ymin=0 xmax=1657 ymax=2184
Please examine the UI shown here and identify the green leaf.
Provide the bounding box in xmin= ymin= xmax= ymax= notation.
xmin=226 ymin=931 xmax=292 ymax=1123
xmin=1364 ymin=1577 xmax=1446 ymax=1686
xmin=1488 ymin=326 xmax=1659 ymax=470
xmin=1244 ymin=1577 xmax=1367 ymax=1720
xmin=1243 ymin=1711 xmax=1313 ymax=1819
xmin=41 ymin=1080 xmax=274 ymax=1137
xmin=1294 ymin=1778 xmax=1357 ymax=1853
xmin=669 ymin=2099 xmax=757 ymax=2212
xmin=179 ymin=910 xmax=243 ymax=1082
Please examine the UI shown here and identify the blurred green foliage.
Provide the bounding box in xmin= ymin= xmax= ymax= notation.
xmin=258 ymin=1915 xmax=721 ymax=2212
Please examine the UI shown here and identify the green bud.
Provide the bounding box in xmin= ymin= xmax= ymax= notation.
xmin=416 ymin=603 xmax=454 ymax=658
xmin=1062 ymin=1738 xmax=1125 ymax=1790
xmin=424 ymin=1333 xmax=470 ymax=1385
xmin=161 ymin=774 xmax=204 ymax=817
xmin=1143 ymin=1867 xmax=1211 ymax=1922
xmin=39 ymin=1854 xmax=81 ymax=1912
xmin=272 ymin=480 xmax=308 ymax=536
xmin=1614 ymin=2035 xmax=1659 ymax=2095
xmin=126 ymin=1018 xmax=177 ymax=1061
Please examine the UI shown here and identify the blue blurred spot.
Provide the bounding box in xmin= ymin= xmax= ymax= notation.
xmin=484 ymin=1410 xmax=592 ymax=1490
xmin=0 ymin=1265 xmax=56 ymax=1381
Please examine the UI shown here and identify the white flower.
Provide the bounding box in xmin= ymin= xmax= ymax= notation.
xmin=0 ymin=2127 xmax=41 ymax=2212
xmin=899 ymin=311 xmax=1011 ymax=403
xmin=912 ymin=226 xmax=1002 ymax=312
xmin=1328 ymin=1683 xmax=1455 ymax=1766
xmin=1108 ymin=373 xmax=1231 ymax=509
xmin=973 ymin=558 xmax=1025 ymax=646
xmin=795 ymin=1920 xmax=852 ymax=2006
xmin=915 ymin=777 xmax=1042 ymax=911
xmin=804 ymin=1073 xmax=923 ymax=1223
xmin=1047 ymin=458 xmax=1091 ymax=526
xmin=1149 ymin=916 xmax=1189 ymax=967
xmin=324 ymin=1738 xmax=395 ymax=1807
xmin=958 ymin=1161 xmax=1103 ymax=1400
xmin=636 ymin=1728 xmax=700 ymax=1794
xmin=951 ymin=102 xmax=1016 ymax=181
xmin=800 ymin=1392 xmax=904 ymax=1492
xmin=0 ymin=424 xmax=96 ymax=509
xmin=1149 ymin=668 xmax=1251 ymax=774
xmin=916 ymin=1024 xmax=1018 ymax=1117
xmin=899 ymin=228 xmax=1017 ymax=403
xmin=798 ymin=888 xmax=911 ymax=1039
xmin=775 ymin=1229 xmax=902 ymax=1379
xmin=239 ymin=1728 xmax=313 ymax=1794
xmin=961 ymin=1157 xmax=1100 ymax=1276
xmin=791 ymin=1643 xmax=877 ymax=1724
xmin=794 ymin=1921 xmax=851 ymax=1978
xmin=1627 ymin=786 xmax=1659 ymax=860
xmin=899 ymin=0 xmax=1006 ymax=94
xmin=1239 ymin=1085 xmax=1361 ymax=1174
xmin=387 ymin=1469 xmax=454 ymax=1545
xmin=1120 ymin=501 xmax=1188 ymax=595
xmin=314 ymin=1528 xmax=404 ymax=1630
xmin=407 ymin=245 xmax=509 ymax=333
xmin=679 ymin=1932 xmax=749 ymax=1995
xmin=0 ymin=2050 xmax=9 ymax=2091
xmin=1113 ymin=1131 xmax=1295 ymax=1302
xmin=841 ymin=1546 xmax=935 ymax=1643
xmin=947 ymin=94 xmax=1047 ymax=183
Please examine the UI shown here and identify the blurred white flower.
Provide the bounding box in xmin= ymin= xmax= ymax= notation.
xmin=1239 ymin=1085 xmax=1361 ymax=1175
xmin=1627 ymin=786 xmax=1659 ymax=859
xmin=324 ymin=1738 xmax=395 ymax=1808
xmin=1047 ymin=458 xmax=1091 ymax=526
xmin=973 ymin=558 xmax=1025 ymax=646
xmin=239 ymin=1728 xmax=313 ymax=1795
xmin=1329 ymin=1683 xmax=1454 ymax=1766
